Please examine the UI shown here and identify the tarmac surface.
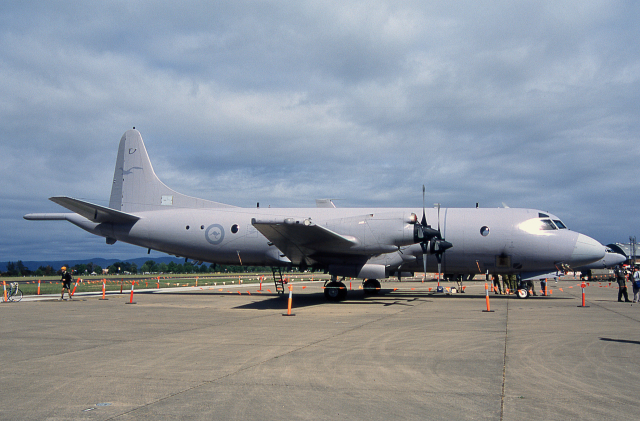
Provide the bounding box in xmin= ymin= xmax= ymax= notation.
xmin=2 ymin=278 xmax=639 ymax=420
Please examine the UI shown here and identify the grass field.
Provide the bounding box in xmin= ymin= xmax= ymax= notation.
xmin=2 ymin=272 xmax=332 ymax=296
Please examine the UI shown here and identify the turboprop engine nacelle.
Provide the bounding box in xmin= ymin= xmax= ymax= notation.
xmin=324 ymin=212 xmax=419 ymax=252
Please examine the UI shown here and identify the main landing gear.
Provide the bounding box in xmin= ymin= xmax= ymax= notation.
xmin=324 ymin=278 xmax=348 ymax=301
xmin=363 ymin=279 xmax=381 ymax=295
xmin=323 ymin=277 xmax=382 ymax=301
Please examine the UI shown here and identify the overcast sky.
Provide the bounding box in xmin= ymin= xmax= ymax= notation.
xmin=2 ymin=1 xmax=640 ymax=263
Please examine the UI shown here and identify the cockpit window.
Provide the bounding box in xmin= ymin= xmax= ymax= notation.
xmin=538 ymin=212 xmax=549 ymax=218
xmin=553 ymin=220 xmax=567 ymax=229
xmin=540 ymin=219 xmax=557 ymax=230
xmin=518 ymin=218 xmax=558 ymax=235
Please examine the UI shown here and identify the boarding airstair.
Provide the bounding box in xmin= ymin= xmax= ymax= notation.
xmin=271 ymin=267 xmax=286 ymax=295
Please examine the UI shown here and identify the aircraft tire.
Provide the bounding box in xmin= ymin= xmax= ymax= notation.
xmin=363 ymin=279 xmax=381 ymax=295
xmin=324 ymin=281 xmax=347 ymax=301
xmin=516 ymin=288 xmax=530 ymax=299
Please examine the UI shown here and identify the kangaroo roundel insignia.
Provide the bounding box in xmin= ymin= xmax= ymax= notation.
xmin=205 ymin=224 xmax=225 ymax=245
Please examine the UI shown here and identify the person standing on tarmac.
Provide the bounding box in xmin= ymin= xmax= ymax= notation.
xmin=509 ymin=274 xmax=518 ymax=294
xmin=615 ymin=265 xmax=631 ymax=303
xmin=525 ymin=277 xmax=537 ymax=296
xmin=60 ymin=266 xmax=73 ymax=301
xmin=501 ymin=274 xmax=510 ymax=294
xmin=491 ymin=273 xmax=503 ymax=294
xmin=540 ymin=279 xmax=547 ymax=296
xmin=632 ymin=267 xmax=640 ymax=303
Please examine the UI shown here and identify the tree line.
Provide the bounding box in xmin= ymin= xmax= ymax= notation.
xmin=2 ymin=260 xmax=282 ymax=277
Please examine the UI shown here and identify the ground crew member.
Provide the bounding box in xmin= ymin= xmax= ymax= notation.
xmin=60 ymin=266 xmax=72 ymax=301
xmin=526 ymin=278 xmax=537 ymax=296
xmin=509 ymin=274 xmax=518 ymax=293
xmin=616 ymin=265 xmax=631 ymax=302
xmin=491 ymin=273 xmax=502 ymax=294
xmin=501 ymin=274 xmax=511 ymax=294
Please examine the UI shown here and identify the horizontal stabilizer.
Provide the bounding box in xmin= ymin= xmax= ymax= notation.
xmin=251 ymin=217 xmax=357 ymax=265
xmin=24 ymin=213 xmax=72 ymax=221
xmin=49 ymin=196 xmax=140 ymax=224
xmin=316 ymin=199 xmax=337 ymax=208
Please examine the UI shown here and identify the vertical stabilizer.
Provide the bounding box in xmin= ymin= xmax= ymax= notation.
xmin=109 ymin=129 xmax=235 ymax=212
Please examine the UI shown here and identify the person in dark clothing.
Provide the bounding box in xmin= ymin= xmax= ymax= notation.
xmin=491 ymin=273 xmax=503 ymax=294
xmin=60 ymin=266 xmax=73 ymax=301
xmin=509 ymin=274 xmax=518 ymax=294
xmin=615 ymin=266 xmax=631 ymax=303
xmin=502 ymin=274 xmax=511 ymax=294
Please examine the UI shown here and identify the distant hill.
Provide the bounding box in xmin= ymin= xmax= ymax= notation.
xmin=1 ymin=256 xmax=191 ymax=272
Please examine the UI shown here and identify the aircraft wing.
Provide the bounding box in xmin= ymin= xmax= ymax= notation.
xmin=251 ymin=217 xmax=358 ymax=265
xmin=47 ymin=196 xmax=140 ymax=224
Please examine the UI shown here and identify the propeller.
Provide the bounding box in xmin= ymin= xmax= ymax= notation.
xmin=415 ymin=186 xmax=453 ymax=278
xmin=432 ymin=203 xmax=453 ymax=278
xmin=421 ymin=186 xmax=427 ymax=280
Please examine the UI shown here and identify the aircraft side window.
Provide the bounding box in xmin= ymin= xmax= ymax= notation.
xmin=553 ymin=220 xmax=567 ymax=229
xmin=231 ymin=224 xmax=239 ymax=234
xmin=540 ymin=219 xmax=556 ymax=230
xmin=480 ymin=226 xmax=490 ymax=236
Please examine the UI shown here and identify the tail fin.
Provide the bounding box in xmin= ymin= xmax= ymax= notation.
xmin=109 ymin=129 xmax=235 ymax=212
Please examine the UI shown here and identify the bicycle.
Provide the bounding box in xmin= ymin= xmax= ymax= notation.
xmin=3 ymin=282 xmax=23 ymax=302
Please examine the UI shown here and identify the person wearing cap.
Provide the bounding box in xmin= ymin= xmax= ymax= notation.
xmin=615 ymin=265 xmax=631 ymax=303
xmin=60 ymin=266 xmax=73 ymax=300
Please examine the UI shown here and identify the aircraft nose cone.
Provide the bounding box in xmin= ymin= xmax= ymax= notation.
xmin=606 ymin=252 xmax=627 ymax=267
xmin=570 ymin=234 xmax=605 ymax=267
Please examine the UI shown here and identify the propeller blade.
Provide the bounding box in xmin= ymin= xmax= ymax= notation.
xmin=421 ymin=185 xmax=427 ymax=226
xmin=423 ymin=252 xmax=427 ymax=280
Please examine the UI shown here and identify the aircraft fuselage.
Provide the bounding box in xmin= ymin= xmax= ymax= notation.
xmin=65 ymin=205 xmax=602 ymax=277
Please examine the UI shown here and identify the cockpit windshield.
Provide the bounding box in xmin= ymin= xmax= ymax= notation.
xmin=540 ymin=219 xmax=557 ymax=230
xmin=519 ymin=218 xmax=555 ymax=235
xmin=553 ymin=220 xmax=567 ymax=229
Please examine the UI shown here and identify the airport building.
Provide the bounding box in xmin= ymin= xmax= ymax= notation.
xmin=609 ymin=238 xmax=639 ymax=265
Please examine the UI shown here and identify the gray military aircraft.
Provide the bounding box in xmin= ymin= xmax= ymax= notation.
xmin=25 ymin=129 xmax=606 ymax=300
xmin=577 ymin=247 xmax=626 ymax=270
xmin=510 ymin=248 xmax=626 ymax=290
